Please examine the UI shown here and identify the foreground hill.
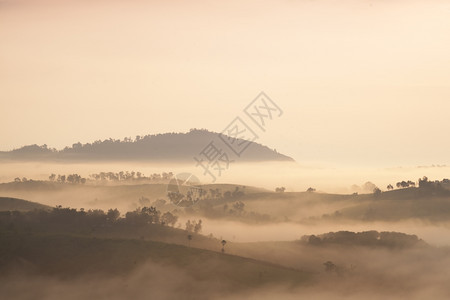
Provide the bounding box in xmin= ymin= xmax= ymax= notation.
xmin=0 ymin=129 xmax=294 ymax=162
xmin=0 ymin=233 xmax=311 ymax=300
xmin=0 ymin=234 xmax=309 ymax=282
xmin=1 ymin=204 xmax=449 ymax=299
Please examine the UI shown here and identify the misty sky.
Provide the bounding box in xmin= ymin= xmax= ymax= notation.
xmin=1 ymin=0 xmax=449 ymax=166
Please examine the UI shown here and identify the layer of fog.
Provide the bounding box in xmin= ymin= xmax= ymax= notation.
xmin=3 ymin=250 xmax=450 ymax=300
xmin=0 ymin=161 xmax=448 ymax=193
xmin=197 ymin=218 xmax=450 ymax=247
xmin=0 ymin=261 xmax=226 ymax=300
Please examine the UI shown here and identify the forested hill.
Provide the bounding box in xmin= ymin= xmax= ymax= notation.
xmin=0 ymin=129 xmax=294 ymax=162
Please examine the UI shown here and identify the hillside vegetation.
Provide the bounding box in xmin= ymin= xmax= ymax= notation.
xmin=0 ymin=129 xmax=294 ymax=162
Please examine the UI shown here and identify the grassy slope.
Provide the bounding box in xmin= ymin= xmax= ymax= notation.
xmin=334 ymin=188 xmax=450 ymax=221
xmin=221 ymin=188 xmax=450 ymax=222
xmin=0 ymin=233 xmax=311 ymax=288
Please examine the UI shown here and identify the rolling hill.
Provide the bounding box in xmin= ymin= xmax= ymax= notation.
xmin=0 ymin=233 xmax=311 ymax=300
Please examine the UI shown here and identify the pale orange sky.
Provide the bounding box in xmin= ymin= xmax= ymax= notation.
xmin=1 ymin=0 xmax=449 ymax=166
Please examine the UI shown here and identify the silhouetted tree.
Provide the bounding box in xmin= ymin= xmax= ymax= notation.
xmin=373 ymin=187 xmax=382 ymax=197
xmin=57 ymin=175 xmax=66 ymax=183
xmin=418 ymin=176 xmax=430 ymax=188
xmin=363 ymin=181 xmax=377 ymax=192
xmin=221 ymin=240 xmax=227 ymax=253
xmin=187 ymin=234 xmax=192 ymax=247
xmin=161 ymin=211 xmax=178 ymax=227
xmin=185 ymin=220 xmax=194 ymax=232
xmin=275 ymin=187 xmax=286 ymax=193
xmin=194 ymin=219 xmax=202 ymax=234
xmin=107 ymin=208 xmax=120 ymax=222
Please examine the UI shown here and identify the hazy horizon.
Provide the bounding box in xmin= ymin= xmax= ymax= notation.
xmin=1 ymin=0 xmax=450 ymax=167
xmin=2 ymin=1 xmax=450 ymax=299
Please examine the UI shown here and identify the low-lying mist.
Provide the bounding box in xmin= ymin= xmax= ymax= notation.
xmin=199 ymin=218 xmax=450 ymax=246
xmin=3 ymin=245 xmax=450 ymax=300
xmin=1 ymin=161 xmax=448 ymax=193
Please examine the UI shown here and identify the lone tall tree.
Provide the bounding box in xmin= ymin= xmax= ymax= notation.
xmin=187 ymin=234 xmax=192 ymax=247
xmin=221 ymin=240 xmax=227 ymax=253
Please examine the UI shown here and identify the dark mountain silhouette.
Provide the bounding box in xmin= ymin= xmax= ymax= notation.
xmin=0 ymin=129 xmax=294 ymax=162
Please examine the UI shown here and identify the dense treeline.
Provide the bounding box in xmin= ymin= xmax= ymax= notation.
xmin=11 ymin=171 xmax=174 ymax=185
xmin=165 ymin=187 xmax=272 ymax=223
xmin=167 ymin=186 xmax=245 ymax=207
xmin=90 ymin=171 xmax=173 ymax=182
xmin=387 ymin=176 xmax=450 ymax=191
xmin=0 ymin=206 xmax=185 ymax=237
xmin=301 ymin=231 xmax=426 ymax=248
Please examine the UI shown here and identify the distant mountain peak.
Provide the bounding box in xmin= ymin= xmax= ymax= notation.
xmin=0 ymin=129 xmax=294 ymax=162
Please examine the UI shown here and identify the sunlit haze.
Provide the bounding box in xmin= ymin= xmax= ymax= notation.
xmin=1 ymin=0 xmax=449 ymax=167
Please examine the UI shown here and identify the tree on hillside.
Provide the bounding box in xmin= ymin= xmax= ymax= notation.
xmin=107 ymin=208 xmax=120 ymax=222
xmin=418 ymin=176 xmax=430 ymax=188
xmin=363 ymin=181 xmax=377 ymax=192
xmin=125 ymin=206 xmax=160 ymax=225
xmin=194 ymin=219 xmax=202 ymax=234
xmin=373 ymin=187 xmax=382 ymax=197
xmin=221 ymin=240 xmax=227 ymax=253
xmin=396 ymin=180 xmax=415 ymax=189
xmin=57 ymin=175 xmax=66 ymax=183
xmin=275 ymin=187 xmax=286 ymax=193
xmin=185 ymin=219 xmax=202 ymax=233
xmin=387 ymin=184 xmax=394 ymax=190
xmin=161 ymin=211 xmax=178 ymax=227
xmin=167 ymin=191 xmax=184 ymax=204
xmin=307 ymin=187 xmax=316 ymax=192
xmin=185 ymin=220 xmax=194 ymax=232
